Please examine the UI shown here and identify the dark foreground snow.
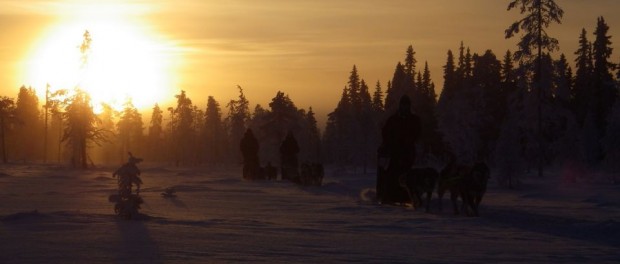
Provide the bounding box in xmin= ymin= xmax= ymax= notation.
xmin=0 ymin=163 xmax=618 ymax=263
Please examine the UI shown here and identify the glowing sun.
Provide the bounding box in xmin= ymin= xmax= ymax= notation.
xmin=24 ymin=15 xmax=178 ymax=111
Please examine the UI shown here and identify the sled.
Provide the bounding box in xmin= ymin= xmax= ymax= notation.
xmin=161 ymin=187 xmax=177 ymax=198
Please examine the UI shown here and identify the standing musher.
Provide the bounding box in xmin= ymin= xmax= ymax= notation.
xmin=240 ymin=128 xmax=260 ymax=180
xmin=377 ymin=95 xmax=421 ymax=204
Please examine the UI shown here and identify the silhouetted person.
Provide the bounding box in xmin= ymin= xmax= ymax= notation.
xmin=377 ymin=95 xmax=421 ymax=204
xmin=280 ymin=131 xmax=300 ymax=183
xmin=240 ymin=129 xmax=260 ymax=180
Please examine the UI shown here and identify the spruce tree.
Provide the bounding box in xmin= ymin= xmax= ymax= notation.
xmin=404 ymin=45 xmax=417 ymax=78
xmin=573 ymin=28 xmax=593 ymax=124
xmin=0 ymin=97 xmax=15 ymax=163
xmin=173 ymin=90 xmax=194 ymax=165
xmin=371 ymin=80 xmax=384 ymax=112
xmin=505 ymin=0 xmax=564 ymax=177
xmin=226 ymin=86 xmax=250 ymax=163
xmin=205 ymin=96 xmax=226 ymax=165
xmin=96 ymin=103 xmax=117 ymax=164
xmin=62 ymin=89 xmax=108 ymax=168
xmin=148 ymin=104 xmax=163 ymax=162
xmin=117 ymin=99 xmax=143 ymax=162
xmin=473 ymin=50 xmax=503 ymax=160
xmin=587 ymin=17 xmax=617 ymax=162
xmin=14 ymin=86 xmax=41 ymax=161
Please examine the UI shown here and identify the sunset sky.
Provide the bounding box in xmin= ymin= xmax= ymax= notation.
xmin=1 ymin=0 xmax=619 ymax=125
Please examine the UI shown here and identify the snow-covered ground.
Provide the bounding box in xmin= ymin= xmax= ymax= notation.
xmin=0 ymin=163 xmax=618 ymax=263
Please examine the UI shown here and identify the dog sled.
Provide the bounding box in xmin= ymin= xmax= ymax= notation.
xmin=376 ymin=148 xmax=411 ymax=205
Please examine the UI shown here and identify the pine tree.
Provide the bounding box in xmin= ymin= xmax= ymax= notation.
xmin=437 ymin=50 xmax=457 ymax=130
xmin=554 ymin=54 xmax=572 ymax=104
xmin=357 ymin=78 xmax=376 ymax=172
xmin=13 ymin=86 xmax=41 ymax=161
xmin=117 ymin=99 xmax=143 ymax=163
xmin=473 ymin=50 xmax=503 ymax=160
xmin=586 ymin=16 xmax=617 ymax=162
xmin=95 ymin=103 xmax=117 ymax=164
xmin=371 ymin=80 xmax=384 ymax=112
xmin=173 ymin=90 xmax=194 ymax=165
xmin=323 ymin=85 xmax=353 ymax=164
xmin=147 ymin=103 xmax=163 ymax=162
xmin=404 ymin=45 xmax=417 ymax=78
xmin=348 ymin=65 xmax=362 ymax=110
xmin=226 ymin=86 xmax=251 ymax=163
xmin=573 ymin=28 xmax=593 ymax=124
xmin=505 ymin=0 xmax=564 ymax=177
xmin=192 ymin=105 xmax=205 ymax=164
xmin=417 ymin=62 xmax=442 ymax=158
xmin=205 ymin=96 xmax=227 ymax=165
xmin=303 ymin=107 xmax=321 ymax=162
xmin=62 ymin=89 xmax=109 ymax=168
xmin=385 ymin=46 xmax=417 ymax=112
xmin=0 ymin=97 xmax=16 ymax=163
xmin=548 ymin=54 xmax=581 ymax=164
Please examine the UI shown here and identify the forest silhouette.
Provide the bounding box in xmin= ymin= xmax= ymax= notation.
xmin=0 ymin=1 xmax=618 ymax=189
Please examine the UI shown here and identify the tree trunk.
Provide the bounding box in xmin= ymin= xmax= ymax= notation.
xmin=537 ymin=1 xmax=544 ymax=178
xmin=1 ymin=117 xmax=6 ymax=163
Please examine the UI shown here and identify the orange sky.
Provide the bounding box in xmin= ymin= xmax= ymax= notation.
xmin=1 ymin=0 xmax=619 ymax=125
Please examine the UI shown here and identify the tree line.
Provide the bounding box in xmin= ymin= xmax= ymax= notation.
xmin=0 ymin=84 xmax=322 ymax=169
xmin=1 ymin=2 xmax=618 ymax=184
xmin=323 ymin=12 xmax=620 ymax=186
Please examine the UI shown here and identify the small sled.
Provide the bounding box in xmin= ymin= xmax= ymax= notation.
xmin=161 ymin=187 xmax=177 ymax=198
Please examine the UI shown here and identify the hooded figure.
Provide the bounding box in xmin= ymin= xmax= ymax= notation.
xmin=280 ymin=131 xmax=300 ymax=183
xmin=240 ymin=129 xmax=260 ymax=180
xmin=377 ymin=95 xmax=421 ymax=204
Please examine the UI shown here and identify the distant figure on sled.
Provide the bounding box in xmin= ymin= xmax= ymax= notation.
xmin=110 ymin=152 xmax=144 ymax=219
xmin=377 ymin=95 xmax=421 ymax=205
xmin=240 ymin=129 xmax=260 ymax=180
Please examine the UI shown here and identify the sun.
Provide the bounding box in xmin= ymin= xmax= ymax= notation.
xmin=23 ymin=14 xmax=178 ymax=112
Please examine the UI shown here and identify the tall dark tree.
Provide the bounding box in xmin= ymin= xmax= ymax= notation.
xmin=505 ymin=0 xmax=564 ymax=177
xmin=573 ymin=28 xmax=593 ymax=124
xmin=147 ymin=103 xmax=163 ymax=162
xmin=404 ymin=45 xmax=417 ymax=78
xmin=204 ymin=96 xmax=227 ymax=165
xmin=554 ymin=54 xmax=572 ymax=104
xmin=385 ymin=46 xmax=417 ymax=112
xmin=0 ymin=97 xmax=16 ymax=163
xmin=323 ymin=84 xmax=354 ymax=164
xmin=414 ymin=62 xmax=441 ymax=159
xmin=357 ymin=79 xmax=377 ymax=172
xmin=348 ymin=65 xmax=362 ymax=109
xmin=473 ymin=50 xmax=503 ymax=160
xmin=371 ymin=80 xmax=384 ymax=112
xmin=226 ymin=86 xmax=251 ymax=163
xmin=301 ymin=107 xmax=321 ymax=163
xmin=117 ymin=99 xmax=143 ymax=163
xmin=13 ymin=86 xmax=42 ymax=161
xmin=94 ymin=103 xmax=116 ymax=164
xmin=587 ymin=17 xmax=617 ymax=162
xmin=62 ymin=89 xmax=109 ymax=168
xmin=437 ymin=50 xmax=457 ymax=133
xmin=172 ymin=90 xmax=194 ymax=165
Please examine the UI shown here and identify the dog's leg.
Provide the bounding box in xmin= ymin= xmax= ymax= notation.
xmin=450 ymin=190 xmax=459 ymax=215
xmin=437 ymin=189 xmax=443 ymax=212
xmin=425 ymin=190 xmax=432 ymax=213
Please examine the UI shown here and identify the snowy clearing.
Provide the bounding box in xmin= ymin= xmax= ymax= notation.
xmin=0 ymin=163 xmax=619 ymax=263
